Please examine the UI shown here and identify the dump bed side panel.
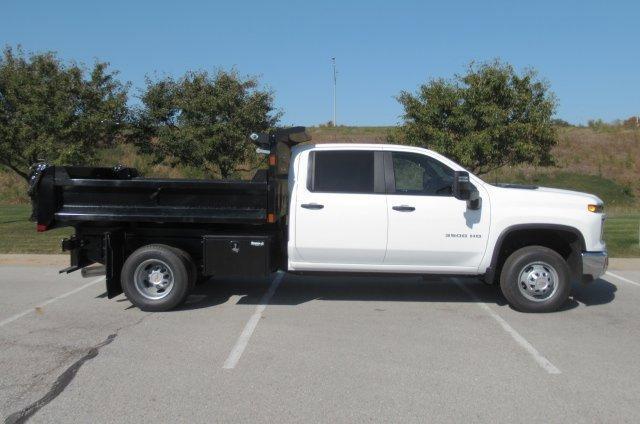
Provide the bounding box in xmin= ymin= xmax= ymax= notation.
xmin=55 ymin=177 xmax=269 ymax=224
xmin=29 ymin=165 xmax=270 ymax=227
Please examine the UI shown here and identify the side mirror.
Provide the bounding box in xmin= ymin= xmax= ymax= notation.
xmin=453 ymin=171 xmax=481 ymax=210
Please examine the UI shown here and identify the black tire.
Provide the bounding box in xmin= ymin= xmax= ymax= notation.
xmin=499 ymin=246 xmax=571 ymax=313
xmin=168 ymin=247 xmax=197 ymax=290
xmin=121 ymin=244 xmax=191 ymax=312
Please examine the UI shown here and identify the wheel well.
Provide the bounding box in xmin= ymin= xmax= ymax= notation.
xmin=489 ymin=227 xmax=583 ymax=284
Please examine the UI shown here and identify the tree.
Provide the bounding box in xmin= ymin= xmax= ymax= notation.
xmin=0 ymin=46 xmax=128 ymax=180
xmin=622 ymin=116 xmax=639 ymax=128
xmin=551 ymin=118 xmax=572 ymax=127
xmin=135 ymin=70 xmax=280 ymax=179
xmin=391 ymin=60 xmax=557 ymax=175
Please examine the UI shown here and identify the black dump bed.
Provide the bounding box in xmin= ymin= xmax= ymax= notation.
xmin=33 ymin=166 xmax=269 ymax=225
xmin=28 ymin=127 xmax=310 ymax=230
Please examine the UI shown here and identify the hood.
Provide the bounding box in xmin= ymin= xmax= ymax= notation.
xmin=489 ymin=183 xmax=603 ymax=205
xmin=534 ymin=186 xmax=602 ymax=202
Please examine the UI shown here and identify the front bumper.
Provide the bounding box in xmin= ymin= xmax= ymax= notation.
xmin=582 ymin=251 xmax=608 ymax=281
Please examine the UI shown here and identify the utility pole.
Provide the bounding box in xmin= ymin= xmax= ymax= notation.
xmin=331 ymin=57 xmax=337 ymax=127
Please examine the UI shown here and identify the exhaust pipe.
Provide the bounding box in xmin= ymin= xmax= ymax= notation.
xmin=81 ymin=265 xmax=105 ymax=278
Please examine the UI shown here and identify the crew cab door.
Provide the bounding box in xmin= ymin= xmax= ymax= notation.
xmin=292 ymin=149 xmax=387 ymax=266
xmin=383 ymin=150 xmax=490 ymax=271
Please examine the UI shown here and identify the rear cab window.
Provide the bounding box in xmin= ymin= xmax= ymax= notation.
xmin=308 ymin=150 xmax=376 ymax=193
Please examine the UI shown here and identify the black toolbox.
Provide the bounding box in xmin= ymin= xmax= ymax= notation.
xmin=202 ymin=235 xmax=272 ymax=277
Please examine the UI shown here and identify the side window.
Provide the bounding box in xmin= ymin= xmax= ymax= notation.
xmin=391 ymin=152 xmax=454 ymax=196
xmin=311 ymin=151 xmax=375 ymax=193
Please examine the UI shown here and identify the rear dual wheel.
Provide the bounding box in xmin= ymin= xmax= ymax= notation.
xmin=121 ymin=244 xmax=196 ymax=312
xmin=169 ymin=246 xmax=198 ymax=290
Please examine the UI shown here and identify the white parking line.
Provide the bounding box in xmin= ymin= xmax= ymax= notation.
xmin=0 ymin=277 xmax=104 ymax=328
xmin=606 ymin=271 xmax=640 ymax=287
xmin=222 ymin=272 xmax=284 ymax=370
xmin=453 ymin=278 xmax=561 ymax=375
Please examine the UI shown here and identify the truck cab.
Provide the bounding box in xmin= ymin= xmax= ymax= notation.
xmin=288 ymin=143 xmax=490 ymax=273
xmin=286 ymin=143 xmax=607 ymax=311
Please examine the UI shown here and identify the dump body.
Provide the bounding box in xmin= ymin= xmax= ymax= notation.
xmin=30 ymin=164 xmax=272 ymax=229
xmin=28 ymin=127 xmax=308 ymax=230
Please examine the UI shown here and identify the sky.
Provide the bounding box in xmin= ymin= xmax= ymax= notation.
xmin=2 ymin=0 xmax=639 ymax=126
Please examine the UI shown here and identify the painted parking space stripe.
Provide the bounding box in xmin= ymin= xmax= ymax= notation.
xmin=453 ymin=278 xmax=561 ymax=375
xmin=222 ymin=272 xmax=284 ymax=369
xmin=606 ymin=271 xmax=640 ymax=287
xmin=0 ymin=277 xmax=104 ymax=328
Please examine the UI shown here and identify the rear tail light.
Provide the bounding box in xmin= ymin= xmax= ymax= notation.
xmin=36 ymin=224 xmax=48 ymax=232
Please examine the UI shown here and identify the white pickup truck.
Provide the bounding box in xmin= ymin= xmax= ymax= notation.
xmin=30 ymin=127 xmax=608 ymax=312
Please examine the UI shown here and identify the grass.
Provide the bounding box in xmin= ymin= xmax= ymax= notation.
xmin=0 ymin=204 xmax=72 ymax=254
xmin=308 ymin=125 xmax=392 ymax=143
xmin=0 ymin=171 xmax=30 ymax=204
xmin=604 ymin=213 xmax=640 ymax=257
xmin=1 ymin=203 xmax=637 ymax=257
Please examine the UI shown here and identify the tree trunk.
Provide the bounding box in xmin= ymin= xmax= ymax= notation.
xmin=219 ymin=165 xmax=232 ymax=180
xmin=2 ymin=162 xmax=29 ymax=181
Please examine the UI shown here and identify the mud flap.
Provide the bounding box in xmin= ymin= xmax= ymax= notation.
xmin=104 ymin=231 xmax=125 ymax=298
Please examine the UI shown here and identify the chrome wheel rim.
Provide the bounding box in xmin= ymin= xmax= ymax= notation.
xmin=134 ymin=259 xmax=174 ymax=300
xmin=517 ymin=261 xmax=559 ymax=302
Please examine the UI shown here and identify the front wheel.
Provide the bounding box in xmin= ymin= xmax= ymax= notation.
xmin=500 ymin=246 xmax=571 ymax=313
xmin=121 ymin=244 xmax=191 ymax=311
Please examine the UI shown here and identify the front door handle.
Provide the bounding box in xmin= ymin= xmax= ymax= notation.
xmin=301 ymin=203 xmax=324 ymax=210
xmin=392 ymin=205 xmax=415 ymax=212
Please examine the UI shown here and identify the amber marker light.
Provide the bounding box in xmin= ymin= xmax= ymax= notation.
xmin=587 ymin=204 xmax=603 ymax=213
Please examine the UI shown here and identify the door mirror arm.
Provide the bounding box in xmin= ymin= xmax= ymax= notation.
xmin=467 ymin=190 xmax=481 ymax=210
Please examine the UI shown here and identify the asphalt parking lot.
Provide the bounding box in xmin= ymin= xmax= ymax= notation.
xmin=1 ymin=258 xmax=639 ymax=423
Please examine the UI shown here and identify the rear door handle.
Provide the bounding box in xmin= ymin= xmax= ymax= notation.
xmin=301 ymin=203 xmax=324 ymax=210
xmin=392 ymin=205 xmax=415 ymax=212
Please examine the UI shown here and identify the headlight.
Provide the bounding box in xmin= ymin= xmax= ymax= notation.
xmin=588 ymin=204 xmax=604 ymax=213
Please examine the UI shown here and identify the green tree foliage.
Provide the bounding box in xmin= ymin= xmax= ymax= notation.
xmin=392 ymin=61 xmax=557 ymax=175
xmin=0 ymin=46 xmax=128 ymax=180
xmin=135 ymin=70 xmax=280 ymax=178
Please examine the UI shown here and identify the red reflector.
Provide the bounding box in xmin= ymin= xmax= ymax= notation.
xmin=269 ymin=154 xmax=276 ymax=166
xmin=267 ymin=213 xmax=275 ymax=223
xmin=37 ymin=224 xmax=48 ymax=232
